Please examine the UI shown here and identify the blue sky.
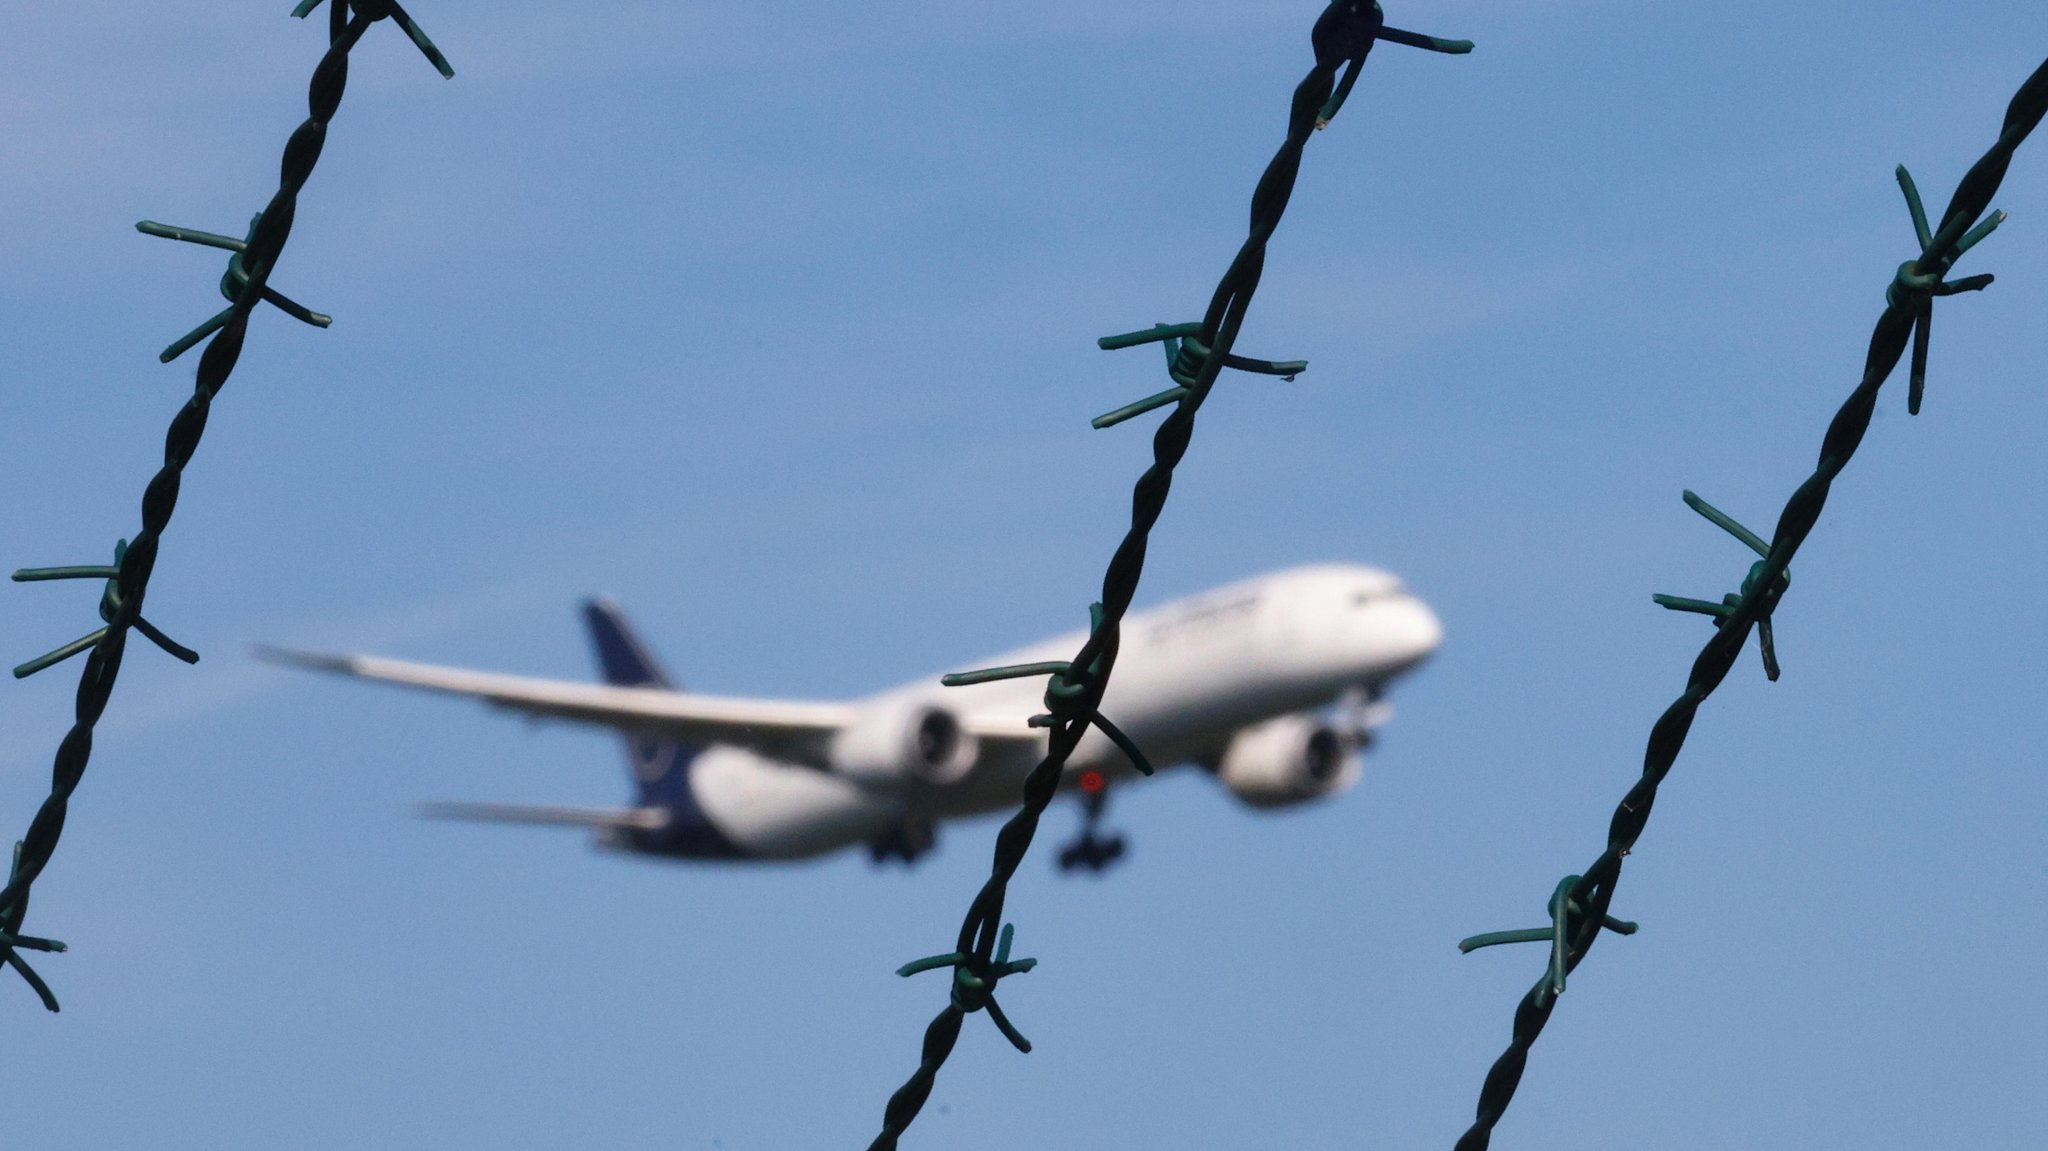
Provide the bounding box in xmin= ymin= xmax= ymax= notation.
xmin=3 ymin=2 xmax=2045 ymax=1147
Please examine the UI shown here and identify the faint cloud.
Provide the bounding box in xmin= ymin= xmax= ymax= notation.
xmin=0 ymin=573 xmax=560 ymax=779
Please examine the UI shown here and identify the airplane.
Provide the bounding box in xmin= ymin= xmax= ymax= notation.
xmin=259 ymin=563 xmax=1442 ymax=872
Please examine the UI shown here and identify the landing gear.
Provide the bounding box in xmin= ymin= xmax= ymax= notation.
xmin=867 ymin=820 xmax=936 ymax=865
xmin=1336 ymin=684 xmax=1390 ymax=753
xmin=1056 ymin=774 xmax=1127 ymax=874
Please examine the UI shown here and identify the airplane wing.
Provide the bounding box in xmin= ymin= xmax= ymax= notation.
xmin=257 ymin=646 xmax=1043 ymax=766
xmin=418 ymin=801 xmax=670 ymax=830
xmin=259 ymin=646 xmax=859 ymax=764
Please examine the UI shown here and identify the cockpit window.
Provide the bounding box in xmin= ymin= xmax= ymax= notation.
xmin=1352 ymin=582 xmax=1406 ymax=606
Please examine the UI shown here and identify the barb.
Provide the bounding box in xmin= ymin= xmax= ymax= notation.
xmin=14 ymin=540 xmax=200 ymax=680
xmin=1449 ymin=52 xmax=2048 ymax=1149
xmin=293 ymin=0 xmax=454 ymax=79
xmin=867 ymin=3 xmax=1469 ymax=1146
xmin=943 ymin=604 xmax=1157 ymax=777
xmin=0 ymin=843 xmax=65 ymax=1014
xmin=1092 ymin=322 xmax=1308 ymax=429
xmin=1456 ymin=876 xmax=1637 ymax=1009
xmin=1651 ymin=491 xmax=1789 ymax=681
xmin=1 ymin=1 xmax=452 ymax=1011
xmin=895 ymin=923 xmax=1040 ymax=1053
xmin=136 ymin=217 xmax=333 ymax=363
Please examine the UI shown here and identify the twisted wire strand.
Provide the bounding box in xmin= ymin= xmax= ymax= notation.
xmin=1451 ymin=52 xmax=2048 ymax=1149
xmin=867 ymin=3 xmax=1471 ymax=1146
xmin=1 ymin=0 xmax=450 ymax=1011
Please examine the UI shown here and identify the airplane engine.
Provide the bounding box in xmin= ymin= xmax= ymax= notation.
xmin=1215 ymin=713 xmax=1361 ymax=808
xmin=828 ymin=700 xmax=978 ymax=787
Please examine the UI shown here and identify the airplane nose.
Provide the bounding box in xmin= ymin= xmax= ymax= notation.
xmin=1373 ymin=595 xmax=1443 ymax=671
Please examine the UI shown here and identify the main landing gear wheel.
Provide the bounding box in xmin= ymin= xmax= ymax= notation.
xmin=1056 ymin=773 xmax=1127 ymax=874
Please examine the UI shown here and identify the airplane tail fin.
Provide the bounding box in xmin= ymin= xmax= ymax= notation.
xmin=580 ymin=598 xmax=698 ymax=808
xmin=582 ymin=596 xmax=677 ymax=690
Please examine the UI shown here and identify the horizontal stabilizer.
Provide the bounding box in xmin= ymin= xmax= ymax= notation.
xmin=417 ymin=801 xmax=671 ymax=832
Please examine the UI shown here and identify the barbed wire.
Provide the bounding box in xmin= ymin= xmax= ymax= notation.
xmin=1445 ymin=52 xmax=2048 ymax=1150
xmin=12 ymin=9 xmax=2026 ymax=1148
xmin=863 ymin=3 xmax=1471 ymax=1146
xmin=1 ymin=0 xmax=452 ymax=1013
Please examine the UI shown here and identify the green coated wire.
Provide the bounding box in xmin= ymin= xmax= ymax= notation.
xmin=1449 ymin=50 xmax=2047 ymax=1151
xmin=865 ymin=3 xmax=1471 ymax=1147
xmin=1 ymin=0 xmax=454 ymax=1012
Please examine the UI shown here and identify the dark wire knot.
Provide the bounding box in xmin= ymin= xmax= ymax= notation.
xmin=940 ymin=603 xmax=1156 ymax=775
xmin=0 ymin=842 xmax=66 ymax=1012
xmin=137 ymin=217 xmax=334 ymax=363
xmin=1091 ymin=322 xmax=1308 ymax=429
xmin=291 ymin=0 xmax=454 ymax=78
xmin=1458 ymin=875 xmax=1638 ymax=1010
xmin=896 ymin=923 xmax=1039 ymax=1052
xmin=1886 ymin=164 xmax=2005 ymax=414
xmin=1311 ymin=2 xmax=1475 ymax=130
xmin=11 ymin=540 xmax=200 ymax=680
xmin=1652 ymin=491 xmax=1790 ymax=681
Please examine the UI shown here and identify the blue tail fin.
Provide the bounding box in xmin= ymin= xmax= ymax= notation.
xmin=583 ymin=596 xmax=676 ymax=691
xmin=581 ymin=598 xmax=697 ymax=808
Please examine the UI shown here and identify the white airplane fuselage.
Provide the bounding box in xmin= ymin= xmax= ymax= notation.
xmin=270 ymin=563 xmax=1442 ymax=865
xmin=605 ymin=564 xmax=1437 ymax=861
